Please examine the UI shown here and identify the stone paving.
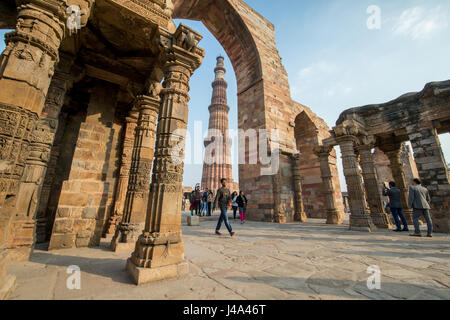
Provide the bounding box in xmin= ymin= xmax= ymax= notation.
xmin=5 ymin=214 xmax=450 ymax=300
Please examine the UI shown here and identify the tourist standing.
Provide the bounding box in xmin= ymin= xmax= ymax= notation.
xmin=236 ymin=191 xmax=248 ymax=224
xmin=207 ymin=190 xmax=214 ymax=216
xmin=231 ymin=191 xmax=238 ymax=219
xmin=214 ymin=178 xmax=235 ymax=237
xmin=201 ymin=188 xmax=209 ymax=216
xmin=189 ymin=190 xmax=195 ymax=216
xmin=193 ymin=185 xmax=202 ymax=216
xmin=383 ymin=181 xmax=409 ymax=232
xmin=408 ymin=179 xmax=433 ymax=237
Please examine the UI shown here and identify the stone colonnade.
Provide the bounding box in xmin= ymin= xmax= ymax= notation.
xmin=317 ymin=79 xmax=450 ymax=233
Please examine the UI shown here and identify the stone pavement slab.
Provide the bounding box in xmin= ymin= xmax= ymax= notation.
xmin=5 ymin=219 xmax=450 ymax=300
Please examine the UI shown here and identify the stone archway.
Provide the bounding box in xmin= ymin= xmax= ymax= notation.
xmin=173 ymin=0 xmax=334 ymax=222
xmin=294 ymin=110 xmax=345 ymax=220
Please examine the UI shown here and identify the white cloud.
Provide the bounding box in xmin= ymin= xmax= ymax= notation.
xmin=393 ymin=6 xmax=448 ymax=39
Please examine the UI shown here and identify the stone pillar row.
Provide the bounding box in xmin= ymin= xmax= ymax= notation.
xmin=357 ymin=137 xmax=392 ymax=229
xmin=126 ymin=42 xmax=204 ymax=284
xmin=110 ymin=96 xmax=160 ymax=251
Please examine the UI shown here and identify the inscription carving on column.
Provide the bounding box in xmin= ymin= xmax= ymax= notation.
xmin=126 ymin=24 xmax=204 ymax=285
xmin=313 ymin=145 xmax=343 ymax=225
xmin=357 ymin=136 xmax=392 ymax=229
xmin=104 ymin=109 xmax=139 ymax=236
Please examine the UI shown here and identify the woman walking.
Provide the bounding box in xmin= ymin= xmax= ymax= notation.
xmin=236 ymin=191 xmax=248 ymax=224
xmin=231 ymin=191 xmax=238 ymax=219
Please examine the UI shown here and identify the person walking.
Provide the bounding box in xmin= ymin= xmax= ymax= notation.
xmin=214 ymin=178 xmax=235 ymax=237
xmin=231 ymin=191 xmax=238 ymax=219
xmin=408 ymin=178 xmax=433 ymax=237
xmin=383 ymin=181 xmax=409 ymax=232
xmin=236 ymin=191 xmax=248 ymax=224
xmin=207 ymin=190 xmax=214 ymax=216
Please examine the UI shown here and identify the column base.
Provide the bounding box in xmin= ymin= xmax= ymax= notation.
xmin=349 ymin=213 xmax=377 ymax=232
xmin=109 ymin=222 xmax=142 ymax=252
xmin=370 ymin=212 xmax=392 ymax=229
xmin=326 ymin=210 xmax=343 ymax=225
xmin=110 ymin=241 xmax=136 ymax=252
xmin=294 ymin=211 xmax=307 ymax=223
xmin=402 ymin=209 xmax=414 ymax=225
xmin=126 ymin=258 xmax=189 ymax=285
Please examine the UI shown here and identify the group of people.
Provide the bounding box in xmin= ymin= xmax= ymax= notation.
xmin=187 ymin=179 xmax=248 ymax=237
xmin=383 ymin=178 xmax=434 ymax=237
xmin=189 ymin=185 xmax=214 ymax=217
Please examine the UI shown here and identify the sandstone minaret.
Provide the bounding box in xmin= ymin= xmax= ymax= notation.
xmin=201 ymin=56 xmax=233 ymax=192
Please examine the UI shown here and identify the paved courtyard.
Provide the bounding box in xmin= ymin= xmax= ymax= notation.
xmin=5 ymin=215 xmax=450 ymax=300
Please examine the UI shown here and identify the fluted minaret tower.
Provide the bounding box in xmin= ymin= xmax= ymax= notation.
xmin=201 ymin=56 xmax=233 ymax=192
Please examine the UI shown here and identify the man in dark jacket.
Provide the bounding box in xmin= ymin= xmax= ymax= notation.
xmin=383 ymin=181 xmax=409 ymax=232
xmin=214 ymin=178 xmax=235 ymax=237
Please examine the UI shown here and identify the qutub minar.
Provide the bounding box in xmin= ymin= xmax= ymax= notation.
xmin=201 ymin=56 xmax=237 ymax=192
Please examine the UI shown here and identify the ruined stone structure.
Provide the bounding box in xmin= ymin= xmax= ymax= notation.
xmin=373 ymin=144 xmax=419 ymax=218
xmin=318 ymin=81 xmax=450 ymax=233
xmin=0 ymin=0 xmax=345 ymax=295
xmin=201 ymin=56 xmax=235 ymax=193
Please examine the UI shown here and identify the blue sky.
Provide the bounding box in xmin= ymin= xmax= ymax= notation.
xmin=1 ymin=0 xmax=449 ymax=190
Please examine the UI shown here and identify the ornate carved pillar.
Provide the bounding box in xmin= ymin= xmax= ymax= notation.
xmin=110 ymin=96 xmax=159 ymax=251
xmin=104 ymin=108 xmax=139 ymax=237
xmin=292 ymin=154 xmax=307 ymax=222
xmin=357 ymin=137 xmax=392 ymax=229
xmin=0 ymin=0 xmax=87 ymax=299
xmin=380 ymin=143 xmax=414 ymax=225
xmin=314 ymin=145 xmax=343 ymax=225
xmin=126 ymin=25 xmax=204 ymax=285
xmin=337 ymin=135 xmax=376 ymax=232
xmin=8 ymin=54 xmax=74 ymax=260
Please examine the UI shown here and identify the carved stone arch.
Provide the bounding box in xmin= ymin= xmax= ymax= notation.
xmin=294 ymin=109 xmax=345 ymax=219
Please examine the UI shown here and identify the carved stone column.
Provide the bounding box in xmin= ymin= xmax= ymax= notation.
xmin=381 ymin=144 xmax=414 ymax=225
xmin=314 ymin=145 xmax=343 ymax=225
xmin=8 ymin=54 xmax=74 ymax=260
xmin=126 ymin=26 xmax=204 ymax=285
xmin=0 ymin=0 xmax=70 ymax=300
xmin=357 ymin=138 xmax=392 ymax=229
xmin=110 ymin=96 xmax=159 ymax=251
xmin=337 ymin=136 xmax=376 ymax=232
xmin=292 ymin=154 xmax=307 ymax=222
xmin=103 ymin=108 xmax=139 ymax=237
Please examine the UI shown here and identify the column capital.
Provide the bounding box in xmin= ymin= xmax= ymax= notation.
xmin=313 ymin=144 xmax=334 ymax=157
xmin=134 ymin=94 xmax=161 ymax=114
